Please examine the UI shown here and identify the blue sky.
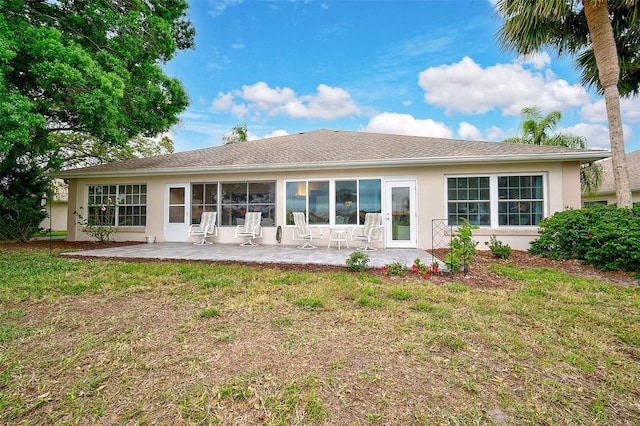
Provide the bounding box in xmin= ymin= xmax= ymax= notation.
xmin=163 ymin=0 xmax=640 ymax=153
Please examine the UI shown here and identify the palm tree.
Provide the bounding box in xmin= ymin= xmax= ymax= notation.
xmin=577 ymin=2 xmax=640 ymax=97
xmin=504 ymin=106 xmax=603 ymax=196
xmin=496 ymin=0 xmax=633 ymax=208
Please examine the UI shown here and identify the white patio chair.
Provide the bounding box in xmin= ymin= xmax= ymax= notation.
xmin=351 ymin=212 xmax=383 ymax=251
xmin=292 ymin=212 xmax=323 ymax=249
xmin=235 ymin=211 xmax=263 ymax=246
xmin=188 ymin=211 xmax=218 ymax=245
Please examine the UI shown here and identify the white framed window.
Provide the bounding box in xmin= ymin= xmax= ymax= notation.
xmin=285 ymin=180 xmax=330 ymax=225
xmin=87 ymin=184 xmax=147 ymax=226
xmin=285 ymin=178 xmax=382 ymax=226
xmin=447 ymin=177 xmax=491 ymax=226
xmin=447 ymin=174 xmax=545 ymax=227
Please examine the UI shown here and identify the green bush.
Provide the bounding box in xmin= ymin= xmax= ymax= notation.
xmin=0 ymin=196 xmax=47 ymax=242
xmin=345 ymin=251 xmax=370 ymax=272
xmin=485 ymin=235 xmax=512 ymax=259
xmin=529 ymin=204 xmax=640 ymax=272
xmin=444 ymin=219 xmax=478 ymax=273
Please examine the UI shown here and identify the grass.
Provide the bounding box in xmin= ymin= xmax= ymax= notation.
xmin=0 ymin=246 xmax=639 ymax=424
xmin=32 ymin=230 xmax=67 ymax=238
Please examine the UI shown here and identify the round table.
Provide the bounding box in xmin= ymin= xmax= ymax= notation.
xmin=328 ymin=228 xmax=349 ymax=250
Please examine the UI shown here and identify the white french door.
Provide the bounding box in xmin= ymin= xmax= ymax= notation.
xmin=165 ymin=184 xmax=190 ymax=242
xmin=384 ymin=180 xmax=417 ymax=248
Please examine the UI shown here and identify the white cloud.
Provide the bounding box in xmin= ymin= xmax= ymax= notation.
xmin=261 ymin=130 xmax=289 ymax=139
xmin=211 ymin=92 xmax=249 ymax=117
xmin=581 ymin=97 xmax=640 ymax=124
xmin=208 ymin=0 xmax=244 ymax=17
xmin=560 ymin=123 xmax=634 ymax=150
xmin=365 ymin=112 xmax=453 ymax=138
xmin=457 ymin=122 xmax=483 ymax=140
xmin=211 ymin=82 xmax=360 ymax=120
xmin=560 ymin=123 xmax=610 ymax=150
xmin=486 ymin=125 xmax=504 ymax=141
xmin=179 ymin=111 xmax=207 ymax=120
xmin=516 ymin=52 xmax=551 ymax=69
xmin=622 ymin=96 xmax=640 ymax=123
xmin=417 ymin=56 xmax=588 ymax=116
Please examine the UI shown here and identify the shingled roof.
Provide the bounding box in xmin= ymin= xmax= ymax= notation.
xmin=595 ymin=149 xmax=640 ymax=194
xmin=56 ymin=129 xmax=610 ymax=178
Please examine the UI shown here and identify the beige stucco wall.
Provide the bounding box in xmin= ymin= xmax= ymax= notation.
xmin=65 ymin=160 xmax=583 ymax=251
xmin=39 ymin=202 xmax=68 ymax=231
xmin=582 ymin=190 xmax=640 ymax=206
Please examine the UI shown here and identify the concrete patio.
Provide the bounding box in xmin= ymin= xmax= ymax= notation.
xmin=61 ymin=242 xmax=442 ymax=269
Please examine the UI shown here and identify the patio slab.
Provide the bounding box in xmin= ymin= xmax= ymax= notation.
xmin=61 ymin=242 xmax=441 ymax=269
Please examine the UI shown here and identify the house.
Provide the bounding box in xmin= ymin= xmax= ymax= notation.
xmin=55 ymin=129 xmax=609 ymax=251
xmin=582 ymin=150 xmax=640 ymax=206
xmin=40 ymin=179 xmax=68 ymax=232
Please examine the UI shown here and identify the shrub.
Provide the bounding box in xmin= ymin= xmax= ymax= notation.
xmin=444 ymin=219 xmax=478 ymax=273
xmin=74 ymin=203 xmax=120 ymax=243
xmin=381 ymin=258 xmax=436 ymax=279
xmin=381 ymin=261 xmax=408 ymax=276
xmin=0 ymin=196 xmax=47 ymax=242
xmin=485 ymin=235 xmax=512 ymax=259
xmin=529 ymin=204 xmax=640 ymax=272
xmin=346 ymin=251 xmax=370 ymax=272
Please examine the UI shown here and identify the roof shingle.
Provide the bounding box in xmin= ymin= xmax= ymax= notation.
xmin=596 ymin=149 xmax=640 ymax=193
xmin=57 ymin=129 xmax=610 ymax=177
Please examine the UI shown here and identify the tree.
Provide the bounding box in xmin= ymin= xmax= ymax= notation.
xmin=576 ymin=2 xmax=640 ymax=97
xmin=504 ymin=106 xmax=603 ymax=196
xmin=52 ymin=132 xmax=175 ymax=169
xmin=0 ymin=136 xmax=57 ymax=241
xmin=0 ymin=0 xmax=194 ymax=239
xmin=496 ymin=0 xmax=633 ymax=208
xmin=222 ymin=123 xmax=249 ymax=145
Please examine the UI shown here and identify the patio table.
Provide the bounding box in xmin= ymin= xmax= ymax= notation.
xmin=328 ymin=228 xmax=349 ymax=250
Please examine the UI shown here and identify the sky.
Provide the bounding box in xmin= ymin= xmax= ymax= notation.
xmin=163 ymin=0 xmax=640 ymax=154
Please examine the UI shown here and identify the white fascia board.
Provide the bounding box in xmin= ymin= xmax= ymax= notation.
xmin=53 ymin=151 xmax=611 ymax=179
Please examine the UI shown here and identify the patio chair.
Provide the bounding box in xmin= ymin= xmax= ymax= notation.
xmin=292 ymin=212 xmax=323 ymax=249
xmin=188 ymin=211 xmax=218 ymax=245
xmin=235 ymin=211 xmax=263 ymax=246
xmin=351 ymin=212 xmax=383 ymax=251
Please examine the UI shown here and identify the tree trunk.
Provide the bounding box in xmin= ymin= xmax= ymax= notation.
xmin=583 ymin=0 xmax=632 ymax=208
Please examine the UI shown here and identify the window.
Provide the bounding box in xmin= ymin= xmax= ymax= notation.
xmin=191 ymin=183 xmax=218 ymax=224
xmin=286 ymin=181 xmax=308 ymax=225
xmin=335 ymin=180 xmax=357 ymax=224
xmin=287 ymin=178 xmax=382 ymax=225
xmin=285 ymin=181 xmax=329 ymax=224
xmin=220 ymin=182 xmax=276 ymax=226
xmin=87 ymin=184 xmax=147 ymax=226
xmin=447 ymin=177 xmax=491 ymax=226
xmin=447 ymin=175 xmax=544 ymax=227
xmin=335 ymin=179 xmax=382 ymax=225
xmin=583 ymin=200 xmax=607 ymax=207
xmin=498 ymin=175 xmax=544 ymax=226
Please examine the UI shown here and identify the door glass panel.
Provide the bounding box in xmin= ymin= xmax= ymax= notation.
xmin=169 ymin=187 xmax=185 ymax=223
xmin=169 ymin=187 xmax=185 ymax=203
xmin=169 ymin=206 xmax=184 ymax=223
xmin=391 ymin=186 xmax=410 ymax=241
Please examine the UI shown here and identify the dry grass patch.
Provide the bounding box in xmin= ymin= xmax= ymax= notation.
xmin=0 ymin=247 xmax=639 ymax=424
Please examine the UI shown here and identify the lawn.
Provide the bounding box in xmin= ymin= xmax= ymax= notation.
xmin=1 ymin=246 xmax=639 ymax=425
